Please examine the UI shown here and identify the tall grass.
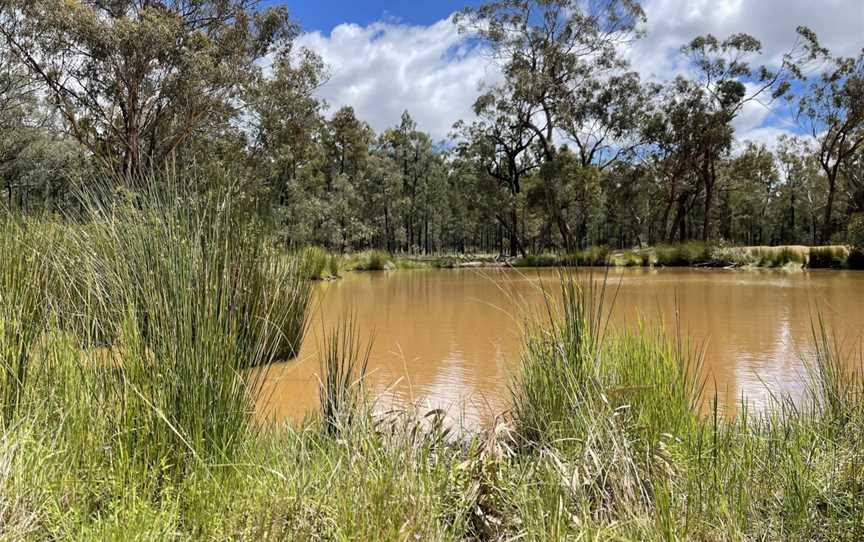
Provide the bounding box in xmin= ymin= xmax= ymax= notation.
xmin=509 ymin=274 xmax=864 ymax=539
xmin=0 ymin=218 xmax=47 ymax=426
xmin=318 ymin=318 xmax=372 ymax=435
xmin=23 ymin=174 xmax=313 ymax=476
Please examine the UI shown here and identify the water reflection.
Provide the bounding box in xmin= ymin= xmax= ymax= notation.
xmin=260 ymin=268 xmax=864 ymax=426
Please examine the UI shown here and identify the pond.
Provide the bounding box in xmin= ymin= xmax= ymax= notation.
xmin=260 ymin=268 xmax=864 ymax=426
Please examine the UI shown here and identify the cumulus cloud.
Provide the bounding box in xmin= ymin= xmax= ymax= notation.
xmin=630 ymin=0 xmax=863 ymax=80
xmin=627 ymin=0 xmax=863 ymax=144
xmin=297 ymin=17 xmax=500 ymax=140
xmin=297 ymin=0 xmax=862 ymax=143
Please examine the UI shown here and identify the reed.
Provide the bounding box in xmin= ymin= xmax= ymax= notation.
xmin=0 ymin=218 xmax=48 ymax=426
xmin=37 ymin=173 xmax=313 ymax=475
xmin=318 ymin=318 xmax=372 ymax=436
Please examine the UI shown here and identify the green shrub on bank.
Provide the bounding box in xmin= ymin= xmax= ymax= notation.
xmin=303 ymin=246 xmax=329 ymax=280
xmin=808 ymin=246 xmax=849 ymax=269
xmin=346 ymin=250 xmax=395 ymax=271
xmin=653 ymin=241 xmax=716 ymax=266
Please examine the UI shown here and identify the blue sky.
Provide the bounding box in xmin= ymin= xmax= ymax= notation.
xmin=267 ymin=1 xmax=863 ymax=145
xmin=264 ymin=1 xmax=483 ymax=34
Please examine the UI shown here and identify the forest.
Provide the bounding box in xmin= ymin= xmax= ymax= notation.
xmin=1 ymin=0 xmax=862 ymax=257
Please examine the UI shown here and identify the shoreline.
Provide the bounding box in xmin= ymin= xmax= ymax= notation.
xmin=308 ymin=244 xmax=863 ymax=280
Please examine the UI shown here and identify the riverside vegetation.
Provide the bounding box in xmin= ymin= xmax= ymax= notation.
xmin=0 ymin=176 xmax=862 ymax=540
xmin=302 ymin=242 xmax=864 ymax=278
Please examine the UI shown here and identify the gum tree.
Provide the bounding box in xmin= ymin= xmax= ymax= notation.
xmin=0 ymin=0 xmax=295 ymax=176
xmin=792 ymin=27 xmax=864 ymax=242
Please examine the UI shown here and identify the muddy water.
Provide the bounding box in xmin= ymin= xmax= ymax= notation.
xmin=260 ymin=268 xmax=864 ymax=426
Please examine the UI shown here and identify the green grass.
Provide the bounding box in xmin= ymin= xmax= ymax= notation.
xmin=507 ymin=275 xmax=864 ymax=540
xmin=510 ymin=243 xmax=864 ymax=271
xmin=1 ymin=184 xmax=863 ymax=539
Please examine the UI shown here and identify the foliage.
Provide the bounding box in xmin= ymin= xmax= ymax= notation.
xmin=808 ymin=246 xmax=849 ymax=269
xmin=0 ymin=0 xmax=295 ymax=175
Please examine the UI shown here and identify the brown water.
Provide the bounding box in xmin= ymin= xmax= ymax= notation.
xmin=260 ymin=268 xmax=864 ymax=426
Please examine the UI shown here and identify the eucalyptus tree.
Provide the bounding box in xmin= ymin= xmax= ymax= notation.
xmin=456 ymin=0 xmax=646 ymax=251
xmin=792 ymin=27 xmax=864 ymax=242
xmin=845 ymin=147 xmax=864 ymax=217
xmin=775 ymin=135 xmax=822 ymax=244
xmin=456 ymin=0 xmax=646 ymax=164
xmin=0 ymin=40 xmax=85 ymax=210
xmin=679 ymin=33 xmax=791 ymax=241
xmin=0 ymin=0 xmax=295 ymax=176
xmin=452 ymin=88 xmax=540 ymax=257
xmin=321 ymin=106 xmax=374 ymax=250
xmin=249 ymin=43 xmax=327 ymax=204
xmin=641 ymin=78 xmax=707 ymax=242
xmin=528 ymin=147 xmax=601 ymax=249
xmin=377 ymin=112 xmax=444 ymax=253
xmin=721 ymin=142 xmax=778 ymax=244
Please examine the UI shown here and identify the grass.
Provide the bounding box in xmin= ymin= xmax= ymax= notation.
xmin=1 ymin=181 xmax=863 ymax=539
xmin=510 ymin=243 xmax=862 ymax=271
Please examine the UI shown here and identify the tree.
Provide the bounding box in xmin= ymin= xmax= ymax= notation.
xmin=456 ymin=0 xmax=645 ymax=163
xmin=792 ymin=27 xmax=864 ymax=242
xmin=249 ymin=43 xmax=327 ymax=204
xmin=679 ymin=33 xmax=791 ymax=241
xmin=321 ymin=107 xmax=373 ymax=251
xmin=775 ymin=135 xmax=821 ymax=244
xmin=1 ymin=0 xmax=295 ymax=175
xmin=529 ymin=147 xmax=601 ymax=249
xmin=453 ymin=89 xmax=539 ymax=256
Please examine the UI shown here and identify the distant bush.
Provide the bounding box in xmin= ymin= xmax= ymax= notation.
xmin=302 ymin=246 xmax=330 ymax=280
xmin=654 ymin=242 xmax=714 ymax=267
xmin=577 ymin=246 xmax=611 ymax=266
xmin=847 ymin=249 xmax=864 ymax=270
xmin=847 ymin=214 xmax=864 ymax=269
xmin=328 ymin=254 xmax=341 ymax=277
xmin=808 ymin=247 xmax=848 ymax=269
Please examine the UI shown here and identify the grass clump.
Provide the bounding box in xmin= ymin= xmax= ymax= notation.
xmin=346 ymin=250 xmax=395 ymax=271
xmin=302 ymin=246 xmax=330 ymax=280
xmin=318 ymin=318 xmax=372 ymax=436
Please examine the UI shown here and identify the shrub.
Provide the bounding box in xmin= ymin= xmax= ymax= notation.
xmin=847 ymin=249 xmax=864 ymax=270
xmin=808 ymin=247 xmax=848 ymax=269
xmin=355 ymin=250 xmax=393 ymax=271
xmin=303 ymin=246 xmax=329 ymax=280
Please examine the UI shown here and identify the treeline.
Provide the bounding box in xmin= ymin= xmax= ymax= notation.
xmin=0 ymin=1 xmax=862 ymax=255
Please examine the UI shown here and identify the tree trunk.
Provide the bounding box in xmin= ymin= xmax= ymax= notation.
xmin=821 ymin=173 xmax=837 ymax=244
xmin=701 ymin=155 xmax=715 ymax=242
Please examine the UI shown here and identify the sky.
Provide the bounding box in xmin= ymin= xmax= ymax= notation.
xmin=265 ymin=0 xmax=864 ymax=145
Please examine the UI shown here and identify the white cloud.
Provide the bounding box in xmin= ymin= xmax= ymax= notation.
xmin=630 ymin=0 xmax=863 ymax=82
xmin=297 ymin=17 xmax=500 ymax=141
xmin=297 ymin=1 xmax=862 ymax=143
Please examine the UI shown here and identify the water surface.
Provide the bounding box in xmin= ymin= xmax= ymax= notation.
xmin=261 ymin=268 xmax=864 ymax=425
